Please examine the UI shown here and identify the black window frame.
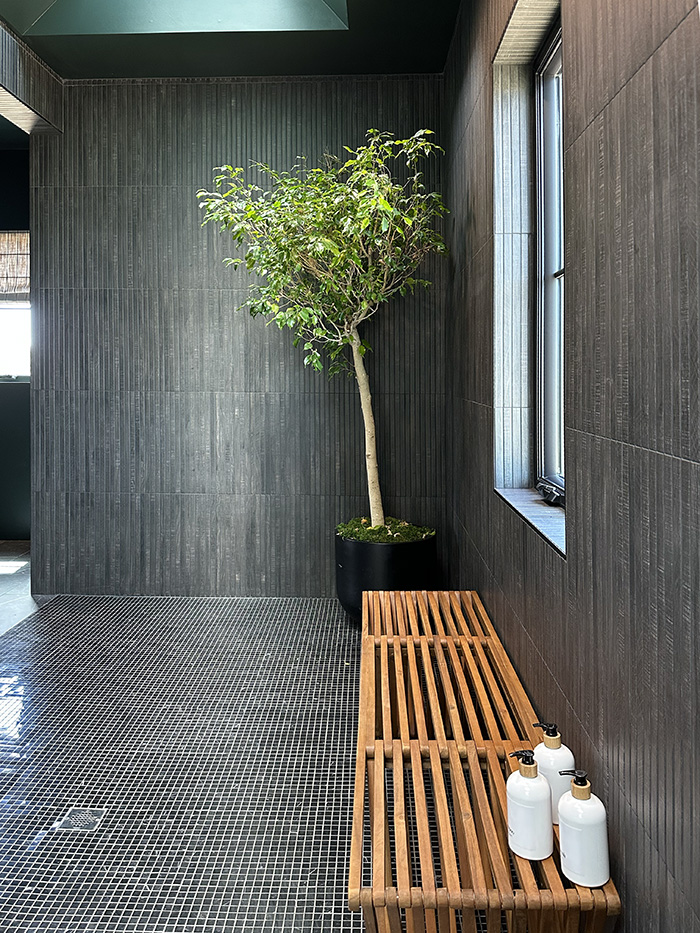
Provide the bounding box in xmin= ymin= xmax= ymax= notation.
xmin=535 ymin=25 xmax=565 ymax=507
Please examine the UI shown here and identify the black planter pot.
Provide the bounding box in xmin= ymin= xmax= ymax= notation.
xmin=335 ymin=532 xmax=438 ymax=620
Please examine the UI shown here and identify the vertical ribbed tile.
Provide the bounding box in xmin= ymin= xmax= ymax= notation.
xmin=31 ymin=74 xmax=447 ymax=598
xmin=444 ymin=0 xmax=700 ymax=930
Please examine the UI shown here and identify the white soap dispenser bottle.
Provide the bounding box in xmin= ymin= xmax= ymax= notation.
xmin=506 ymin=750 xmax=553 ymax=860
xmin=557 ymin=769 xmax=610 ymax=887
xmin=532 ymin=721 xmax=575 ymax=823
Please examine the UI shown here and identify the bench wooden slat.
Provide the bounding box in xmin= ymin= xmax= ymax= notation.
xmin=392 ymin=637 xmax=411 ymax=758
xmin=416 ymin=591 xmax=437 ymax=637
xmin=469 ymin=634 xmax=522 ymax=745
xmin=418 ymin=636 xmax=449 ymax=758
xmin=373 ymin=592 xmax=385 ymax=636
xmin=446 ymin=743 xmax=488 ymax=905
xmin=428 ymin=742 xmax=461 ymax=907
xmin=410 ymin=740 xmax=437 ymax=908
xmin=380 ymin=638 xmax=393 ymax=756
xmin=382 ymin=591 xmax=400 ymax=635
xmin=392 ymin=740 xmax=412 ymax=908
xmin=372 ymin=742 xmax=387 ymax=907
xmin=349 ymin=637 xmax=374 ymax=910
xmin=431 ymin=636 xmax=467 ymax=754
xmin=457 ymin=636 xmax=504 ymax=745
xmin=443 ymin=638 xmax=485 ymax=750
xmin=447 ymin=591 xmax=480 ymax=638
xmin=391 ymin=591 xmax=408 ymax=637
xmin=484 ymin=638 xmax=541 ymax=748
xmin=404 ymin=591 xmax=422 ymax=637
xmin=462 ymin=591 xmax=494 ymax=639
xmin=456 ymin=591 xmax=489 ymax=639
xmin=405 ymin=637 xmax=430 ymax=756
xmin=466 ymin=743 xmax=513 ymax=905
xmin=426 ymin=591 xmax=449 ymax=637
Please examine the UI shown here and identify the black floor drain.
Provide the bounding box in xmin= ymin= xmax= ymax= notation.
xmin=55 ymin=807 xmax=106 ymax=831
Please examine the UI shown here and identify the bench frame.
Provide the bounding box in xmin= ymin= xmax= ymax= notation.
xmin=349 ymin=591 xmax=621 ymax=933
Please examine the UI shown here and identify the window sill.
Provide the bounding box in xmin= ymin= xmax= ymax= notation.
xmin=495 ymin=487 xmax=566 ymax=555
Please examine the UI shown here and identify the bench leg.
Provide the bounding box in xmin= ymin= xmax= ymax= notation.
xmin=563 ymin=905 xmax=580 ymax=933
xmin=506 ymin=907 xmax=527 ymax=933
xmin=486 ymin=908 xmax=502 ymax=932
xmin=386 ymin=903 xmax=403 ymax=933
xmin=362 ymin=902 xmax=379 ymax=933
xmin=584 ymin=898 xmax=610 ymax=933
xmin=437 ymin=904 xmax=456 ymax=933
xmin=409 ymin=906 xmax=426 ymax=933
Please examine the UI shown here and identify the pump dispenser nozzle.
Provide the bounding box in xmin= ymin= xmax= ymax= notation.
xmin=559 ymin=769 xmax=592 ymax=799
xmin=510 ymin=749 xmax=538 ymax=777
xmin=533 ymin=721 xmax=563 ymax=749
xmin=511 ymin=750 xmax=536 ymax=764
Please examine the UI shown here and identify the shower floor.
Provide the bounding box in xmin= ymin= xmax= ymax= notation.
xmin=0 ymin=595 xmax=362 ymax=932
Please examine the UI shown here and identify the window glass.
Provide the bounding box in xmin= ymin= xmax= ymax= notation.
xmin=0 ymin=232 xmax=31 ymax=378
xmin=536 ymin=31 xmax=564 ymax=504
xmin=0 ymin=302 xmax=31 ymax=377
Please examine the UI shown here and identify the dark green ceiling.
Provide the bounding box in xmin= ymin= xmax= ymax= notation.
xmin=0 ymin=0 xmax=460 ymax=78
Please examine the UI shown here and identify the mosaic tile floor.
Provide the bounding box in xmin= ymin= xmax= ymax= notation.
xmin=0 ymin=596 xmax=363 ymax=932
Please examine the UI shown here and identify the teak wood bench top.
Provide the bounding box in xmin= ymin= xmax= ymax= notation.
xmin=349 ymin=590 xmax=621 ymax=933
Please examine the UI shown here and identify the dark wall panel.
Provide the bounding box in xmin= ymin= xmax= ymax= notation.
xmin=0 ymin=382 xmax=30 ymax=538
xmin=444 ymin=0 xmax=699 ymax=930
xmin=31 ymin=75 xmax=446 ymax=595
xmin=0 ymin=150 xmax=29 ymax=229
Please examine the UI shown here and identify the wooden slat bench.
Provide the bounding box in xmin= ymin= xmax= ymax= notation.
xmin=362 ymin=590 xmax=544 ymax=755
xmin=349 ymin=591 xmax=621 ymax=933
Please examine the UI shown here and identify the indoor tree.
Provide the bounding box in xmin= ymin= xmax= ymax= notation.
xmin=197 ymin=129 xmax=446 ymax=534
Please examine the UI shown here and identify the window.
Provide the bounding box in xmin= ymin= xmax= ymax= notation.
xmin=0 ymin=232 xmax=31 ymax=378
xmin=492 ymin=2 xmax=565 ymax=553
xmin=535 ymin=29 xmax=564 ymax=505
xmin=0 ymin=302 xmax=31 ymax=377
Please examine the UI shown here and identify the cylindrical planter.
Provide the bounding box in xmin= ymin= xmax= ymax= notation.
xmin=335 ymin=532 xmax=438 ymax=620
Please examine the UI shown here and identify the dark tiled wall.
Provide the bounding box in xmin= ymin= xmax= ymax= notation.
xmin=31 ymin=75 xmax=447 ymax=595
xmin=444 ymin=1 xmax=699 ymax=931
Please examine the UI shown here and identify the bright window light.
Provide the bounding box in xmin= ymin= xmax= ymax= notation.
xmin=0 ymin=303 xmax=31 ymax=377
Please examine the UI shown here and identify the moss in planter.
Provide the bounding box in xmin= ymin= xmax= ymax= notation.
xmin=336 ymin=515 xmax=435 ymax=543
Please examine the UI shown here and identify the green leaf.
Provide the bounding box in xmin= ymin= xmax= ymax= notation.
xmin=196 ymin=128 xmax=446 ymax=379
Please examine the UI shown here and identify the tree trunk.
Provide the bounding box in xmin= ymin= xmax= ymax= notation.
xmin=350 ymin=328 xmax=385 ymax=527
